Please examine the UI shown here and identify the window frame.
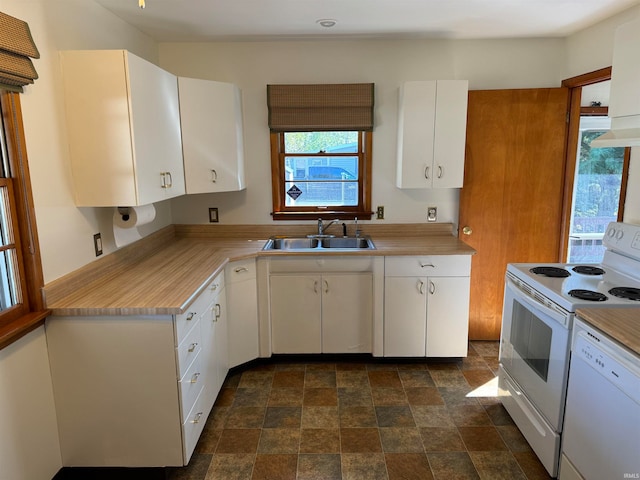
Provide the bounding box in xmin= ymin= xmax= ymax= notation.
xmin=270 ymin=130 xmax=373 ymax=220
xmin=0 ymin=90 xmax=48 ymax=350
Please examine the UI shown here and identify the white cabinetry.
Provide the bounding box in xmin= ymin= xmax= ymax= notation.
xmin=178 ymin=77 xmax=246 ymax=193
xmin=46 ymin=272 xmax=227 ymax=467
xmin=269 ymin=258 xmax=374 ymax=354
xmin=384 ymin=256 xmax=471 ymax=357
xmin=60 ymin=50 xmax=185 ymax=207
xmin=226 ymin=258 xmax=259 ymax=368
xmin=396 ymin=80 xmax=469 ymax=188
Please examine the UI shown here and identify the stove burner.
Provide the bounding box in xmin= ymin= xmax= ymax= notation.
xmin=572 ymin=265 xmax=605 ymax=276
xmin=568 ymin=289 xmax=608 ymax=302
xmin=608 ymin=287 xmax=640 ymax=301
xmin=530 ymin=266 xmax=570 ymax=278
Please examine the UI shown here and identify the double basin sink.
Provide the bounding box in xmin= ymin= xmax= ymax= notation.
xmin=263 ymin=235 xmax=375 ymax=251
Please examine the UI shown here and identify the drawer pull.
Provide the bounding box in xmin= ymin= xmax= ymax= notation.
xmin=191 ymin=412 xmax=203 ymax=424
xmin=420 ymin=262 xmax=435 ymax=268
xmin=188 ymin=342 xmax=198 ymax=353
xmin=190 ymin=372 xmax=201 ymax=383
xmin=234 ymin=266 xmax=249 ymax=273
xmin=186 ymin=312 xmax=196 ymax=321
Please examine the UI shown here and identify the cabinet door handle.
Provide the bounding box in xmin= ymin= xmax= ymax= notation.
xmin=214 ymin=303 xmax=221 ymax=321
xmin=424 ymin=166 xmax=430 ymax=180
xmin=313 ymin=280 xmax=319 ymax=294
xmin=418 ymin=280 xmax=425 ymax=295
xmin=323 ymin=280 xmax=329 ymax=294
xmin=211 ymin=169 xmax=218 ymax=183
xmin=190 ymin=372 xmax=201 ymax=383
xmin=166 ymin=171 xmax=173 ymax=188
xmin=191 ymin=412 xmax=203 ymax=424
xmin=234 ymin=266 xmax=249 ymax=273
xmin=188 ymin=342 xmax=198 ymax=352
xmin=437 ymin=165 xmax=443 ymax=178
xmin=160 ymin=172 xmax=168 ymax=188
xmin=429 ymin=280 xmax=436 ymax=295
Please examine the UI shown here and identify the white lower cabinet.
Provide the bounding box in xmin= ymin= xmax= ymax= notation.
xmin=226 ymin=259 xmax=259 ymax=367
xmin=46 ymin=271 xmax=228 ymax=467
xmin=384 ymin=256 xmax=471 ymax=357
xmin=270 ymin=272 xmax=373 ymax=354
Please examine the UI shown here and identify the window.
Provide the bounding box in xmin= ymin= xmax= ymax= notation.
xmin=270 ymin=130 xmax=372 ymax=219
xmin=267 ymin=83 xmax=374 ymax=220
xmin=567 ymin=115 xmax=627 ymax=262
xmin=0 ymin=91 xmax=47 ymax=349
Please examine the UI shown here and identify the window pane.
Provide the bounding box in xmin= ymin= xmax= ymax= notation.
xmin=284 ymin=131 xmax=358 ymax=153
xmin=284 ymin=155 xmax=359 ymax=206
xmin=568 ymin=117 xmax=625 ymax=262
xmin=0 ymin=186 xmax=19 ymax=310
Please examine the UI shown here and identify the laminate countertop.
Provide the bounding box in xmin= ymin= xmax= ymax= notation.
xmin=575 ymin=307 xmax=640 ymax=356
xmin=44 ymin=223 xmax=475 ymax=317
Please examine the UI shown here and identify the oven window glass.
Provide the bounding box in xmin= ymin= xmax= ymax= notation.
xmin=510 ymin=299 xmax=552 ymax=381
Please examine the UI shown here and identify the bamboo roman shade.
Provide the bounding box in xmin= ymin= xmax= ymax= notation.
xmin=0 ymin=11 xmax=40 ymax=92
xmin=267 ymin=83 xmax=374 ymax=132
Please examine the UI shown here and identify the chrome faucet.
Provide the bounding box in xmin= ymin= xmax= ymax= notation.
xmin=318 ymin=218 xmax=339 ymax=236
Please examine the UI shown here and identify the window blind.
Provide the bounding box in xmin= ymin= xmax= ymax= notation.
xmin=267 ymin=83 xmax=374 ymax=132
xmin=0 ymin=12 xmax=40 ymax=92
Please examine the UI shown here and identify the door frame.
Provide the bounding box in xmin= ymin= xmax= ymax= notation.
xmin=559 ymin=67 xmax=631 ymax=261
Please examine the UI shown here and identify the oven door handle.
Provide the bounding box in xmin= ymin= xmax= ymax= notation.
xmin=505 ymin=278 xmax=569 ymax=328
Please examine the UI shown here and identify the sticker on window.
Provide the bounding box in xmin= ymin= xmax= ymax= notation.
xmin=287 ymin=185 xmax=303 ymax=200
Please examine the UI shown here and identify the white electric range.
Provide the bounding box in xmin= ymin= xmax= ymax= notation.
xmin=498 ymin=221 xmax=640 ymax=477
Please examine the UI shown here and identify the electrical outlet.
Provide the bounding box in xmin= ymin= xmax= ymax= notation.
xmin=427 ymin=206 xmax=437 ymax=222
xmin=376 ymin=206 xmax=385 ymax=220
xmin=93 ymin=233 xmax=103 ymax=256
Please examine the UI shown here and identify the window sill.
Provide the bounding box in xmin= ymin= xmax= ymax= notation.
xmin=0 ymin=310 xmax=50 ymax=351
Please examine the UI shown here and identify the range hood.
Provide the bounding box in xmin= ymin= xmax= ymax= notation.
xmin=590 ymin=17 xmax=640 ymax=149
xmin=590 ymin=117 xmax=640 ymax=148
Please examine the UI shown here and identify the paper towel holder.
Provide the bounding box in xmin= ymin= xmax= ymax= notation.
xmin=117 ymin=206 xmax=131 ymax=221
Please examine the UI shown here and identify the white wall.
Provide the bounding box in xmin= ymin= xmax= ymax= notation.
xmin=161 ymin=38 xmax=566 ymax=228
xmin=1 ymin=0 xmax=168 ymax=284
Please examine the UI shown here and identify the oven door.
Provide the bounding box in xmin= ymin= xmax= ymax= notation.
xmin=499 ymin=275 xmax=572 ymax=431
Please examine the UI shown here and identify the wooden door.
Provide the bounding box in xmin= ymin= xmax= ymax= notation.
xmin=460 ymin=88 xmax=569 ymax=340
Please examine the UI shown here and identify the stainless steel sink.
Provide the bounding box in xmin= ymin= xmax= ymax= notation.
xmin=320 ymin=237 xmax=374 ymax=249
xmin=262 ymin=236 xmax=375 ymax=251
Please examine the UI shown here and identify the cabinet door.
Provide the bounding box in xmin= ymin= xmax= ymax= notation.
xmin=200 ymin=285 xmax=228 ymax=417
xmin=270 ymin=275 xmax=322 ymax=353
xmin=226 ymin=261 xmax=259 ymax=368
xmin=128 ymin=52 xmax=185 ymax=204
xmin=426 ymin=276 xmax=470 ymax=357
xmin=432 ymin=80 xmax=469 ymax=189
xmin=396 ymin=81 xmax=436 ymax=188
xmin=384 ymin=276 xmax=427 ymax=356
xmin=179 ymin=77 xmax=245 ymax=194
xmin=322 ymin=274 xmax=373 ymax=353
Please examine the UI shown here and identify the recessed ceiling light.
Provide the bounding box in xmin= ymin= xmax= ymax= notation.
xmin=316 ymin=19 xmax=337 ymax=28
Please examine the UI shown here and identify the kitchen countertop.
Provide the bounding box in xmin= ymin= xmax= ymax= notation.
xmin=575 ymin=307 xmax=640 ymax=356
xmin=44 ymin=223 xmax=475 ymax=317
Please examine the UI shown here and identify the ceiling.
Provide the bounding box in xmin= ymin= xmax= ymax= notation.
xmin=93 ymin=0 xmax=640 ymax=42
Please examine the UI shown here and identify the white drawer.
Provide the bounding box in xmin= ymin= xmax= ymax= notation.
xmin=182 ymin=387 xmax=209 ymax=464
xmin=175 ymin=271 xmax=225 ymax=342
xmin=226 ymin=258 xmax=256 ymax=283
xmin=179 ymin=353 xmax=205 ymax=423
xmin=384 ymin=255 xmax=471 ymax=277
xmin=176 ymin=319 xmax=202 ymax=378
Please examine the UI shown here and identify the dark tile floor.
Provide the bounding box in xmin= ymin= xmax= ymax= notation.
xmin=168 ymin=341 xmax=552 ymax=480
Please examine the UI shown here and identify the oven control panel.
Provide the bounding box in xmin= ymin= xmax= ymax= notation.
xmin=604 ymin=222 xmax=640 ymax=256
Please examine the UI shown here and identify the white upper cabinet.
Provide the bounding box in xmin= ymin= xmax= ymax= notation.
xmin=60 ymin=50 xmax=185 ymax=207
xmin=178 ymin=77 xmax=246 ymax=194
xmin=396 ymin=80 xmax=469 ymax=188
